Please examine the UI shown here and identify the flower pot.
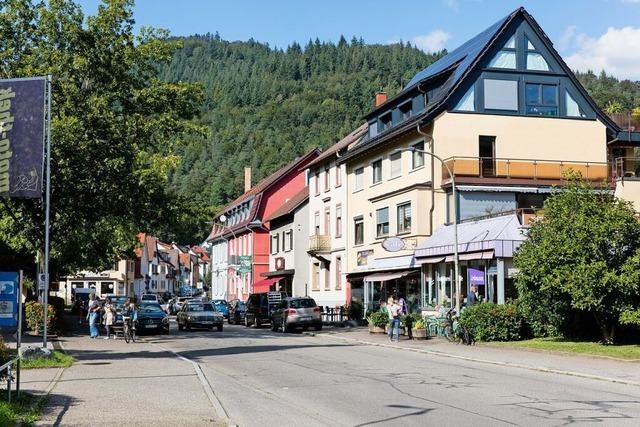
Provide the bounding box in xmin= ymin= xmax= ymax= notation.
xmin=412 ymin=328 xmax=428 ymax=340
xmin=368 ymin=325 xmax=386 ymax=334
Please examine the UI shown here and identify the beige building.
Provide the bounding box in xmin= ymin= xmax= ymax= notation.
xmin=340 ymin=7 xmax=634 ymax=314
xmin=60 ymin=259 xmax=136 ymax=303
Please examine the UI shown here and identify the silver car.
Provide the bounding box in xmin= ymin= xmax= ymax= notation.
xmin=270 ymin=297 xmax=322 ymax=333
xmin=177 ymin=302 xmax=224 ymax=331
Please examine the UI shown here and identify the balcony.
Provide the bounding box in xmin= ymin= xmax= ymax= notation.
xmin=442 ymin=157 xmax=610 ymax=184
xmin=309 ymin=234 xmax=331 ymax=253
xmin=612 ymin=157 xmax=640 ymax=213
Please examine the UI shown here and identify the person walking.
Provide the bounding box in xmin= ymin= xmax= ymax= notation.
xmin=103 ymin=297 xmax=117 ymax=339
xmin=387 ymin=297 xmax=401 ymax=342
xmin=87 ymin=293 xmax=100 ymax=338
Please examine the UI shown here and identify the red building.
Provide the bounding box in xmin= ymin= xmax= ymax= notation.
xmin=207 ymin=149 xmax=320 ymax=301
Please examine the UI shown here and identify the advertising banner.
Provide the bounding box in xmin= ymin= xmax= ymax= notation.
xmin=0 ymin=272 xmax=19 ymax=328
xmin=237 ymin=255 xmax=252 ymax=274
xmin=0 ymin=77 xmax=47 ymax=199
xmin=468 ymin=267 xmax=485 ymax=286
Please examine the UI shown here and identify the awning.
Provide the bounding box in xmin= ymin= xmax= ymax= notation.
xmin=444 ymin=250 xmax=494 ymax=262
xmin=364 ymin=270 xmax=416 ymax=282
xmin=419 ymin=256 xmax=445 ymax=264
xmin=253 ymin=277 xmax=283 ymax=293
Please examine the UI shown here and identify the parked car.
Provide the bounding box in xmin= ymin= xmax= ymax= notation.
xmin=228 ymin=299 xmax=246 ymax=325
xmin=141 ymin=294 xmax=159 ymax=303
xmin=244 ymin=292 xmax=287 ymax=328
xmin=212 ymin=300 xmax=229 ymax=319
xmin=177 ymin=301 xmax=224 ymax=331
xmin=137 ymin=303 xmax=170 ymax=334
xmin=271 ymin=297 xmax=322 ymax=333
xmin=172 ymin=297 xmax=193 ymax=314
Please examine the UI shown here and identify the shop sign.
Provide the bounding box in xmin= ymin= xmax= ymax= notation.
xmin=381 ymin=236 xmax=405 ymax=252
xmin=357 ymin=250 xmax=373 ymax=266
xmin=468 ymin=267 xmax=485 ymax=286
xmin=237 ymin=255 xmax=252 ymax=274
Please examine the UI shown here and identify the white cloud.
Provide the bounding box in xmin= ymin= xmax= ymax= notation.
xmin=410 ymin=30 xmax=452 ymax=53
xmin=558 ymin=25 xmax=577 ymax=51
xmin=443 ymin=0 xmax=459 ymax=12
xmin=564 ymin=26 xmax=640 ymax=80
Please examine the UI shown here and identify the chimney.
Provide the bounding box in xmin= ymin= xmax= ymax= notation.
xmin=375 ymin=90 xmax=387 ymax=107
xmin=244 ymin=167 xmax=252 ymax=192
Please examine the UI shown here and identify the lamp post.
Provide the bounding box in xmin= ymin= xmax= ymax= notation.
xmin=393 ymin=146 xmax=460 ymax=313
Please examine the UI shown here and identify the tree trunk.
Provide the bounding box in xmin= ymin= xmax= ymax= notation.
xmin=594 ymin=313 xmax=614 ymax=345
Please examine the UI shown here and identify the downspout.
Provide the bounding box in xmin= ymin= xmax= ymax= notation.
xmin=416 ymin=82 xmax=434 ymax=235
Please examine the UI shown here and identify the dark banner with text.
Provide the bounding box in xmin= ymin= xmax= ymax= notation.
xmin=0 ymin=77 xmax=46 ymax=199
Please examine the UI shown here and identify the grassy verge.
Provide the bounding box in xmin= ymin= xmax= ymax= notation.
xmin=0 ymin=392 xmax=42 ymax=426
xmin=488 ymin=338 xmax=640 ymax=360
xmin=20 ymin=351 xmax=75 ymax=370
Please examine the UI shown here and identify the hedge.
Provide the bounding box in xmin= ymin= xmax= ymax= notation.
xmin=459 ymin=302 xmax=524 ymax=341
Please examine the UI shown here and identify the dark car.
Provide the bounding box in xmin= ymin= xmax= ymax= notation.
xmin=137 ymin=303 xmax=170 ymax=334
xmin=228 ymin=299 xmax=246 ymax=325
xmin=101 ymin=295 xmax=128 ymax=331
xmin=177 ymin=302 xmax=224 ymax=331
xmin=270 ymin=297 xmax=322 ymax=333
xmin=212 ymin=300 xmax=229 ymax=319
xmin=244 ymin=292 xmax=287 ymax=328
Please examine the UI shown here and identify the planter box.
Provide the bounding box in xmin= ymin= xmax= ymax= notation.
xmin=412 ymin=328 xmax=428 ymax=340
xmin=369 ymin=325 xmax=386 ymax=334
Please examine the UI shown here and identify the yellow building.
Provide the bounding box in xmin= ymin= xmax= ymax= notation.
xmin=340 ymin=7 xmax=634 ymax=314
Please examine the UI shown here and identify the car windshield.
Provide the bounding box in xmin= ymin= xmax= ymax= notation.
xmin=109 ymin=297 xmax=128 ymax=309
xmin=289 ymin=299 xmax=316 ymax=309
xmin=188 ymin=303 xmax=214 ymax=312
xmin=140 ymin=305 xmax=164 ymax=314
xmin=141 ymin=295 xmax=156 ymax=301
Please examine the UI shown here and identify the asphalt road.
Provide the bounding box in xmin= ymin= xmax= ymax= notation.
xmin=148 ymin=321 xmax=640 ymax=427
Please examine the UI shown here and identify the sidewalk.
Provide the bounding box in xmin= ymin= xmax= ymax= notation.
xmin=315 ymin=327 xmax=640 ymax=386
xmin=19 ymin=332 xmax=220 ymax=427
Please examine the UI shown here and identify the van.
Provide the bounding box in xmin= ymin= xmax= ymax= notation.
xmin=244 ymin=291 xmax=287 ymax=328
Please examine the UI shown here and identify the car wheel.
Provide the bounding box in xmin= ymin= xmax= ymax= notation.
xmin=228 ymin=316 xmax=234 ymax=325
xmin=254 ymin=318 xmax=261 ymax=328
xmin=186 ymin=323 xmax=192 ymax=331
xmin=271 ymin=320 xmax=277 ymax=332
xmin=178 ymin=322 xmax=184 ymax=331
xmin=314 ymin=324 xmax=323 ymax=332
xmin=244 ymin=316 xmax=250 ymax=327
xmin=217 ymin=325 xmax=223 ymax=332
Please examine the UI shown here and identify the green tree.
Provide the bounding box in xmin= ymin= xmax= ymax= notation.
xmin=0 ymin=0 xmax=205 ymax=276
xmin=515 ymin=176 xmax=640 ymax=343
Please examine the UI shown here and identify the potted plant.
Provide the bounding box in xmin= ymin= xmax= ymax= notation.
xmin=367 ymin=311 xmax=388 ymax=334
xmin=412 ymin=318 xmax=428 ymax=340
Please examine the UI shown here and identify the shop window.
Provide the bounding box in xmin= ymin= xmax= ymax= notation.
xmin=412 ymin=141 xmax=425 ymax=169
xmin=354 ymin=216 xmax=364 ymax=245
xmin=526 ymin=83 xmax=557 ymax=116
xmin=372 ymin=159 xmax=382 ymax=184
xmin=397 ymin=203 xmax=412 ymax=234
xmin=484 ymin=79 xmax=518 ymax=111
xmin=376 ymin=207 xmax=389 ymax=238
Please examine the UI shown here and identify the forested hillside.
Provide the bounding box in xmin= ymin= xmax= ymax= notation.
xmin=160 ymin=35 xmax=640 ymax=231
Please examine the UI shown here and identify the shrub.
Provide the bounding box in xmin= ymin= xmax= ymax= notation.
xmin=460 ymin=302 xmax=524 ymax=341
xmin=367 ymin=311 xmax=389 ymax=328
xmin=25 ymin=301 xmax=55 ymax=334
xmin=401 ymin=313 xmax=422 ymax=327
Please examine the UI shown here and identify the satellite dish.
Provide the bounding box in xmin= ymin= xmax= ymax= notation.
xmin=219 ymin=214 xmax=227 ymax=223
xmin=382 ymin=236 xmax=406 ymax=252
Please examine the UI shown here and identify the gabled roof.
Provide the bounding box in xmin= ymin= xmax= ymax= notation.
xmin=264 ymin=187 xmax=309 ymax=222
xmin=306 ymin=124 xmax=368 ymax=169
xmin=344 ymin=7 xmax=619 ymax=161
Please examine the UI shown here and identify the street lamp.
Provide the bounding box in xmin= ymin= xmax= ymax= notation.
xmin=393 ymin=144 xmax=461 ymax=313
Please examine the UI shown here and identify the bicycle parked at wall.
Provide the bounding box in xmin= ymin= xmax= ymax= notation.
xmin=442 ymin=308 xmax=474 ymax=346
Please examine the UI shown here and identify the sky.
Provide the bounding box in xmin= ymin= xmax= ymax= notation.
xmin=77 ymin=0 xmax=640 ymax=80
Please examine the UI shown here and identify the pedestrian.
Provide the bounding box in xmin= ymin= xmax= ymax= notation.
xmin=123 ymin=297 xmax=138 ymax=330
xmin=87 ymin=293 xmax=100 ymax=339
xmin=398 ymin=297 xmax=408 ymax=315
xmin=467 ymin=286 xmax=478 ymax=306
xmin=103 ymin=297 xmax=116 ymax=339
xmin=387 ymin=297 xmax=401 ymax=342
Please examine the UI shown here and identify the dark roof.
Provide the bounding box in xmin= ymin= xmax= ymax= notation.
xmin=306 ymin=124 xmax=368 ymax=169
xmin=344 ymin=7 xmax=620 ymax=162
xmin=264 ymin=187 xmax=309 ymax=222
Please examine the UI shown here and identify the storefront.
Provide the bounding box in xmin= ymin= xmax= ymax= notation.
xmin=254 ymin=272 xmax=291 ymax=295
xmin=416 ymin=214 xmax=526 ymax=310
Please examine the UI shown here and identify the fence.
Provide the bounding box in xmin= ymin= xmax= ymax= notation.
xmin=0 ymin=356 xmax=20 ymax=403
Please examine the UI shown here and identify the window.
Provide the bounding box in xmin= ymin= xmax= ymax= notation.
xmin=372 ymin=159 xmax=382 ymax=184
xmin=525 ymin=37 xmax=550 ymax=71
xmin=397 ymin=203 xmax=412 ymax=234
xmin=484 ymin=79 xmax=518 ymax=111
xmin=152 ymin=264 xmax=158 ymax=274
xmin=335 ymin=204 xmax=342 ymax=237
xmin=488 ymin=35 xmax=516 ymax=69
xmin=412 ymin=141 xmax=425 ymax=169
xmin=399 ymin=101 xmax=412 ymax=121
xmin=284 ymin=230 xmax=293 ymax=251
xmin=270 ymin=234 xmax=279 ymax=255
xmin=354 ymin=216 xmax=364 ymax=245
xmin=312 ymin=263 xmax=320 ymax=291
xmin=324 ymin=164 xmax=330 ymax=191
xmin=454 ymin=86 xmax=475 ymax=111
xmin=376 ymin=207 xmax=389 ymax=238
xmin=378 ymin=112 xmax=392 ymax=132
xmin=324 ymin=262 xmax=330 ymax=290
xmin=565 ymin=91 xmax=585 ymax=118
xmin=314 ymin=212 xmax=320 ymax=235
xmin=390 ymin=152 xmax=402 ymax=178
xmin=314 ymin=170 xmax=320 ymax=195
xmin=354 ymin=167 xmax=364 ymax=191
xmin=335 ymin=164 xmax=342 ymax=187
xmin=525 ymin=83 xmax=557 ymax=116
xmin=324 ymin=207 xmax=331 ymax=236
xmin=335 ymin=256 xmax=342 ymax=290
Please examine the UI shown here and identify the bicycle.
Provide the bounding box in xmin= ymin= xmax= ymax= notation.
xmin=122 ymin=316 xmax=136 ymax=343
xmin=443 ymin=308 xmax=474 ymax=345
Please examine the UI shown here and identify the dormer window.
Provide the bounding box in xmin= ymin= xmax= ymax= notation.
xmin=525 ymin=37 xmax=550 ymax=71
xmin=378 ymin=112 xmax=392 ymax=133
xmin=488 ymin=35 xmax=516 ymax=69
xmin=399 ymin=101 xmax=412 ymax=121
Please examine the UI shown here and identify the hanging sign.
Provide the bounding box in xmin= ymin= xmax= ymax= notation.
xmin=381 ymin=236 xmax=405 ymax=252
xmin=0 ymin=77 xmax=47 ymax=199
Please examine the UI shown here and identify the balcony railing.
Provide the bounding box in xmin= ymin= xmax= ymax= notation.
xmin=309 ymin=234 xmax=331 ymax=253
xmin=612 ymin=157 xmax=640 ymax=180
xmin=442 ymin=157 xmax=610 ymax=182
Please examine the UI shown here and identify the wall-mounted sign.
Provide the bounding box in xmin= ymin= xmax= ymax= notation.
xmin=275 ymin=257 xmax=285 ymax=270
xmin=357 ymin=250 xmax=373 ymax=266
xmin=468 ymin=267 xmax=485 ymax=286
xmin=237 ymin=255 xmax=252 ymax=274
xmin=381 ymin=236 xmax=405 ymax=252
xmin=0 ymin=272 xmax=18 ymax=327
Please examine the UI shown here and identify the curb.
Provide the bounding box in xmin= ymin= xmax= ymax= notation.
xmin=313 ymin=332 xmax=640 ymax=388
